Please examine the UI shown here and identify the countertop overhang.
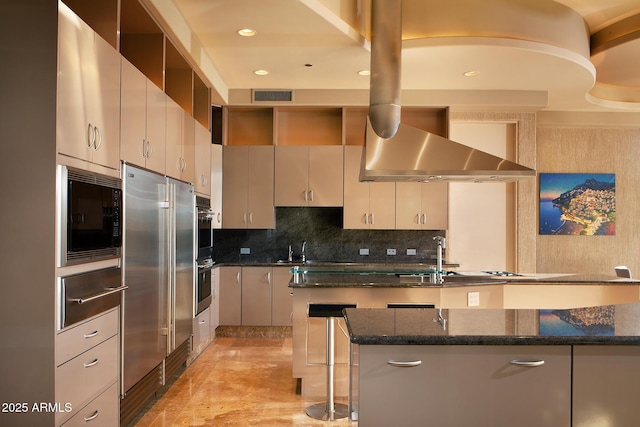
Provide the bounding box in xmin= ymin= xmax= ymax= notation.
xmin=344 ymin=307 xmax=640 ymax=346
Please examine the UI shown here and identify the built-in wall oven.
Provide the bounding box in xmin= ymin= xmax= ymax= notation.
xmin=57 ymin=165 xmax=122 ymax=266
xmin=196 ymin=196 xmax=213 ymax=315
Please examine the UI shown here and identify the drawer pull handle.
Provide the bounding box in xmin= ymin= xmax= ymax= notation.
xmin=199 ymin=319 xmax=206 ymax=324
xmin=84 ymin=410 xmax=99 ymax=422
xmin=510 ymin=360 xmax=545 ymax=367
xmin=387 ymin=360 xmax=422 ymax=367
xmin=83 ymin=330 xmax=99 ymax=339
xmin=84 ymin=358 xmax=99 ymax=368
xmin=70 ymin=285 xmax=128 ymax=304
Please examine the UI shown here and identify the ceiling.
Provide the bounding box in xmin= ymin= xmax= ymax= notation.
xmin=149 ymin=0 xmax=640 ymax=113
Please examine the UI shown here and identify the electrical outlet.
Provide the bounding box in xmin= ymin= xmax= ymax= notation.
xmin=240 ymin=247 xmax=251 ymax=255
xmin=467 ymin=291 xmax=480 ymax=307
xmin=359 ymin=248 xmax=369 ymax=256
xmin=386 ymin=248 xmax=397 ymax=256
xmin=406 ymin=248 xmax=417 ymax=256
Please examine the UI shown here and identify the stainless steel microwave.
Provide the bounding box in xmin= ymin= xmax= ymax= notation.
xmin=58 ymin=165 xmax=122 ymax=266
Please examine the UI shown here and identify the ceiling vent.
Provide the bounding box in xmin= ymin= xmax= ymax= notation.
xmin=252 ymin=89 xmax=294 ymax=103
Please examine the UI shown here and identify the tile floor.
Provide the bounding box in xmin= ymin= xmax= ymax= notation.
xmin=132 ymin=337 xmax=357 ymax=426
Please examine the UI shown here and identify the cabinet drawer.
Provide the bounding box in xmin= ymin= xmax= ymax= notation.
xmin=56 ymin=308 xmax=118 ymax=366
xmin=55 ymin=335 xmax=118 ymax=425
xmin=193 ymin=308 xmax=211 ymax=353
xmin=60 ymin=382 xmax=118 ymax=427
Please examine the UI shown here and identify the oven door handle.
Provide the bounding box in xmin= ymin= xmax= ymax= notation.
xmin=70 ymin=285 xmax=128 ymax=305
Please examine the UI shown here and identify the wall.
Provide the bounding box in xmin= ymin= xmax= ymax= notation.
xmin=536 ymin=126 xmax=640 ymax=275
xmin=214 ymin=207 xmax=445 ymax=264
xmin=0 ymin=0 xmax=57 ymax=425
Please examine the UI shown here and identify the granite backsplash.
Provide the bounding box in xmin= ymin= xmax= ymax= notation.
xmin=213 ymin=207 xmax=446 ymax=264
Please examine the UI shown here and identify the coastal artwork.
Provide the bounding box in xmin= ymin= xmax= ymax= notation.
xmin=539 ymin=173 xmax=616 ymax=235
xmin=539 ymin=306 xmax=615 ymax=336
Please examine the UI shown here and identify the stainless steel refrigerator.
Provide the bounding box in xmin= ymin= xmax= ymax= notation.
xmin=121 ymin=164 xmax=195 ymax=394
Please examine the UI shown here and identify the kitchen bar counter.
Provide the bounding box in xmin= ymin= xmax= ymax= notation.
xmin=344 ymin=307 xmax=640 ymax=346
xmin=348 ymin=306 xmax=640 ymax=427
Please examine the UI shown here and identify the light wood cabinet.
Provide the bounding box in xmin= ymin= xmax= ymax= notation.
xmin=210 ymin=144 xmax=223 ymax=228
xmin=274 ymin=146 xmax=343 ymax=206
xmin=165 ymin=98 xmax=195 ymax=182
xmin=222 ymin=146 xmax=275 ymax=229
xmin=55 ymin=308 xmax=119 ymax=426
xmin=219 ymin=266 xmax=242 ymax=325
xmin=573 ymin=346 xmax=640 ymax=426
xmin=120 ymin=58 xmax=166 ymax=173
xmin=57 ymin=3 xmax=121 ymax=170
xmin=358 ymin=345 xmax=571 ymax=427
xmin=271 ymin=267 xmax=293 ymax=326
xmin=192 ymin=307 xmax=210 ymax=357
xmin=241 ymin=267 xmax=273 ymax=326
xmin=343 ymin=146 xmax=395 ymax=229
xmin=395 ymin=182 xmax=448 ymax=229
xmin=194 ymin=122 xmax=212 ymax=196
xmin=210 ymin=268 xmax=220 ymax=331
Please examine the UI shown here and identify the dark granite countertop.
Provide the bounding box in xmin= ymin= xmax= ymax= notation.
xmin=289 ymin=269 xmax=637 ymax=288
xmin=344 ymin=307 xmax=640 ymax=346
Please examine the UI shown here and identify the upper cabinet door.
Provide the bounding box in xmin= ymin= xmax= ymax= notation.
xmin=308 ymin=146 xmax=343 ymax=207
xmin=274 ymin=146 xmax=343 ymax=207
xmin=144 ymin=81 xmax=167 ymax=174
xmin=222 ymin=146 xmax=250 ymax=229
xmin=120 ymin=59 xmax=148 ymax=166
xmin=247 ymin=146 xmax=275 ymax=229
xmin=210 ymin=144 xmax=223 ymax=228
xmin=194 ymin=122 xmax=212 ymax=196
xmin=57 ymin=3 xmax=120 ymax=169
xmin=274 ymin=146 xmax=309 ymax=206
xmin=343 ymin=146 xmax=395 ymax=229
xmin=165 ymin=97 xmax=184 ymax=180
xmin=396 ymin=182 xmax=448 ymax=230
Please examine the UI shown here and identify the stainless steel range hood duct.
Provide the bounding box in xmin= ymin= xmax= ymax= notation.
xmin=365 ymin=0 xmax=536 ymax=182
xmin=369 ymin=0 xmax=402 ymax=138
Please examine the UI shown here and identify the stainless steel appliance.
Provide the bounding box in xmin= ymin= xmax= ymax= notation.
xmin=121 ymin=164 xmax=195 ymax=394
xmin=60 ymin=267 xmax=126 ymax=329
xmin=196 ymin=196 xmax=213 ymax=315
xmin=58 ymin=165 xmax=122 ymax=266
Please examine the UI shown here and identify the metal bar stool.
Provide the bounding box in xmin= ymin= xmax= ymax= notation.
xmin=306 ymin=303 xmax=356 ymax=421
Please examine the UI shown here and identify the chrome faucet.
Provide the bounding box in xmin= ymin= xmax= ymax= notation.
xmin=301 ymin=240 xmax=307 ymax=263
xmin=433 ymin=308 xmax=447 ymax=331
xmin=287 ymin=245 xmax=294 ymax=263
xmin=433 ymin=236 xmax=446 ymax=285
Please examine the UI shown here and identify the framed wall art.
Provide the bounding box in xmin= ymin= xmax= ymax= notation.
xmin=539 ymin=173 xmax=615 ymax=235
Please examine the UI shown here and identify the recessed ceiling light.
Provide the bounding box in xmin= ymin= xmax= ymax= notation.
xmin=463 ymin=70 xmax=480 ymax=77
xmin=358 ymin=70 xmax=370 ymax=76
xmin=254 ymin=69 xmax=269 ymax=76
xmin=237 ymin=28 xmax=256 ymax=37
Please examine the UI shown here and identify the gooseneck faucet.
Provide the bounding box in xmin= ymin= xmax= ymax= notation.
xmin=301 ymin=240 xmax=307 ymax=263
xmin=433 ymin=236 xmax=446 ymax=285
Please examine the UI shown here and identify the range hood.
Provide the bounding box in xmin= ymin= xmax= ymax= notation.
xmin=361 ymin=117 xmax=537 ymax=183
xmin=364 ymin=0 xmax=536 ymax=183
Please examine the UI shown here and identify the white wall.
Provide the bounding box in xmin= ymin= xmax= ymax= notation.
xmin=448 ymin=122 xmax=516 ymax=271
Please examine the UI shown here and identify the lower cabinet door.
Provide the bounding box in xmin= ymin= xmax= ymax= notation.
xmin=573 ymin=345 xmax=640 ymax=427
xmin=358 ymin=345 xmax=571 ymax=427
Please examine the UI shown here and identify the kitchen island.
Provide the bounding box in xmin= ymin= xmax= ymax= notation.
xmin=344 ymin=306 xmax=640 ymax=426
xmin=288 ymin=264 xmax=640 ymax=400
